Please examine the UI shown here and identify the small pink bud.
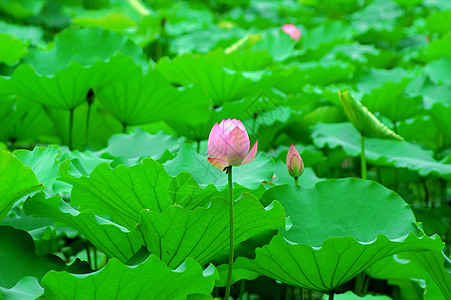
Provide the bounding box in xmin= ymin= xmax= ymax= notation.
xmin=286 ymin=144 xmax=304 ymax=178
xmin=207 ymin=119 xmax=258 ymax=171
xmin=281 ymin=24 xmax=301 ymax=41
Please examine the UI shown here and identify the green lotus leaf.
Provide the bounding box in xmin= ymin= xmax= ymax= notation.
xmin=0 ymin=0 xmax=44 ymax=19
xmin=0 ymin=226 xmax=90 ymax=289
xmin=425 ymin=57 xmax=451 ymax=85
xmin=234 ymin=179 xmax=446 ymax=293
xmin=101 ymin=128 xmax=183 ymax=160
xmin=0 ymin=21 xmax=43 ymax=46
xmin=351 ymin=0 xmax=403 ymax=34
xmin=168 ymin=172 xmax=222 ymax=210
xmin=322 ymin=291 xmax=393 ymax=299
xmin=426 ymin=10 xmax=451 ymax=36
xmin=312 ymin=122 xmax=451 ymax=178
xmin=23 ymin=192 xmax=144 ymax=263
xmin=401 ymin=249 xmax=451 ymax=299
xmin=0 ymin=97 xmax=52 ymax=144
xmin=274 ymin=61 xmax=354 ymax=94
xmin=357 ymin=67 xmax=414 ymax=94
xmin=430 ymin=103 xmax=451 ymax=140
xmin=425 ymin=34 xmax=451 ymax=61
xmin=138 ymin=192 xmax=285 ymax=268
xmin=72 ymin=12 xmax=136 ymax=31
xmin=59 ymin=158 xmax=174 ymax=229
xmin=302 ymin=21 xmax=354 ymax=52
xmin=0 ymin=33 xmax=27 ymax=65
xmin=252 ymin=29 xmax=300 ymax=62
xmin=23 ymin=27 xmax=146 ymax=75
xmin=322 ymin=43 xmax=380 ymax=65
xmin=368 ymin=251 xmax=451 ymax=300
xmin=1 ymin=28 xmax=148 ymax=111
xmin=13 ymin=146 xmax=61 ymax=190
xmin=208 ymin=48 xmax=273 ymax=71
xmin=156 ymin=54 xmax=256 ymax=105
xmin=164 ymin=144 xmax=274 ymax=190
xmin=0 ymin=149 xmax=42 ymax=222
xmin=95 ymin=68 xmax=210 ymax=126
xmin=58 ymin=147 xmax=112 ymax=178
xmin=0 ymin=276 xmax=44 ymax=300
xmin=170 ymin=27 xmax=246 ymax=54
xmin=338 ymin=90 xmax=403 ymax=140
xmin=406 ymin=75 xmax=451 ymax=109
xmin=42 ymin=256 xmax=217 ymax=299
xmin=361 ymin=77 xmax=423 ymax=122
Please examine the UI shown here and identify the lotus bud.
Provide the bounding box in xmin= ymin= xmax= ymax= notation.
xmin=286 ymin=144 xmax=304 ymax=178
xmin=207 ymin=118 xmax=258 ymax=171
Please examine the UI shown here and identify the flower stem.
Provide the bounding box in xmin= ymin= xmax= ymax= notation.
xmin=329 ymin=290 xmax=335 ymax=300
xmin=294 ymin=177 xmax=299 ymax=186
xmin=69 ymin=108 xmax=74 ymax=150
xmin=360 ymin=133 xmax=367 ymax=180
xmin=225 ymin=166 xmax=234 ymax=299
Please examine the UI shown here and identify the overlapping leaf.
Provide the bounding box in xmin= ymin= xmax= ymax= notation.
xmin=234 ymin=179 xmax=447 ymax=294
xmin=312 ymin=122 xmax=451 ymax=178
xmin=42 ymin=256 xmax=216 ymax=300
xmin=0 ymin=149 xmax=42 ymax=222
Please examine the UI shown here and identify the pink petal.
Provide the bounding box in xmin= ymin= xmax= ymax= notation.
xmin=281 ymin=24 xmax=301 ymax=41
xmin=208 ymin=123 xmax=227 ymax=160
xmin=224 ymin=127 xmax=250 ymax=166
xmin=241 ymin=141 xmax=258 ymax=165
xmin=207 ymin=157 xmax=229 ymax=171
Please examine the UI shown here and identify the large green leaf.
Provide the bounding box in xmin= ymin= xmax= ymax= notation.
xmin=0 ymin=226 xmax=89 ymax=289
xmin=14 ymin=146 xmax=61 ymax=190
xmin=0 ymin=276 xmax=44 ymax=300
xmin=138 ymin=193 xmax=285 ymax=268
xmin=101 ymin=128 xmax=182 ymax=160
xmin=252 ymin=29 xmax=299 ymax=62
xmin=24 ymin=192 xmax=144 ymax=263
xmin=0 ymin=33 xmax=27 ymax=65
xmin=1 ymin=28 xmax=147 ymax=111
xmin=430 ymin=103 xmax=451 ymax=140
xmin=0 ymin=98 xmax=52 ymax=144
xmin=95 ymin=68 xmax=210 ymax=126
xmin=234 ymin=179 xmax=446 ymax=292
xmin=60 ymin=158 xmax=174 ymax=229
xmin=425 ymin=57 xmax=451 ymax=85
xmin=164 ymin=144 xmax=274 ymax=190
xmin=338 ymin=90 xmax=403 ymax=140
xmin=312 ymin=122 xmax=451 ymax=178
xmin=156 ymin=54 xmax=256 ymax=105
xmin=24 ymin=27 xmax=146 ymax=75
xmin=0 ymin=149 xmax=42 ymax=222
xmin=361 ymin=78 xmax=422 ymax=122
xmin=42 ymin=256 xmax=216 ymax=299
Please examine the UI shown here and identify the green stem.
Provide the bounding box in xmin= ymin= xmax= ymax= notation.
xmin=86 ymin=241 xmax=92 ymax=269
xmin=197 ymin=140 xmax=201 ymax=153
xmin=355 ymin=272 xmax=366 ymax=296
xmin=294 ymin=177 xmax=299 ymax=186
xmin=239 ymin=280 xmax=246 ymax=299
xmin=85 ymin=102 xmax=92 ymax=148
xmin=329 ymin=290 xmax=335 ymax=300
xmin=360 ymin=133 xmax=367 ymax=180
xmin=225 ymin=166 xmax=234 ymax=300
xmin=69 ymin=108 xmax=74 ymax=150
xmin=122 ymin=122 xmax=127 ymax=134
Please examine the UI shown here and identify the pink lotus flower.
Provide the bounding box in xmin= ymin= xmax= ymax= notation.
xmin=207 ymin=119 xmax=258 ymax=170
xmin=286 ymin=144 xmax=304 ymax=178
xmin=281 ymin=24 xmax=301 ymax=41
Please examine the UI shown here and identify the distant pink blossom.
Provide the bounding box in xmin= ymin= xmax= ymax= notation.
xmin=281 ymin=24 xmax=301 ymax=41
xmin=207 ymin=119 xmax=258 ymax=170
